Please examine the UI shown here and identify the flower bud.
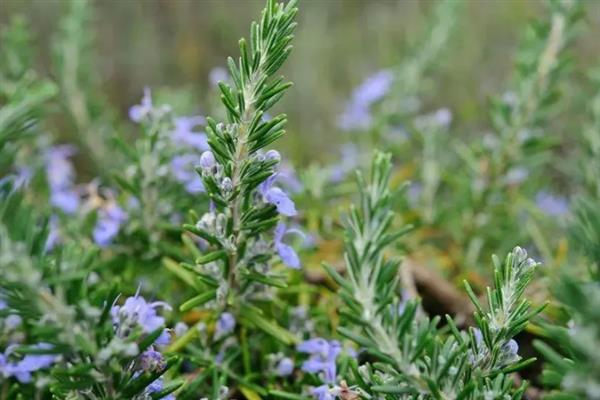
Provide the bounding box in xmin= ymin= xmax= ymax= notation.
xmin=221 ymin=177 xmax=233 ymax=193
xmin=265 ymin=149 xmax=281 ymax=163
xmin=200 ymin=151 xmax=216 ymax=170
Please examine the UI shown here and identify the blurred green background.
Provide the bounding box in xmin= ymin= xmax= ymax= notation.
xmin=1 ymin=0 xmax=599 ymax=164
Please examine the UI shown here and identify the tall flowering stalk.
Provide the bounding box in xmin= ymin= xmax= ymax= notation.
xmin=176 ymin=0 xmax=299 ymax=347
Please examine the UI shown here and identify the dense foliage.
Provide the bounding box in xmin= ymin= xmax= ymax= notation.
xmin=1 ymin=0 xmax=598 ymax=399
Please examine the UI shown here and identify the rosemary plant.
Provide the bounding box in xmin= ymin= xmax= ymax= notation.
xmin=178 ymin=0 xmax=299 ymax=324
xmin=324 ymin=152 xmax=543 ymax=399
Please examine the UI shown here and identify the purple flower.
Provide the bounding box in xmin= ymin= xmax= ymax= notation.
xmin=172 ymin=116 xmax=208 ymax=151
xmin=297 ymin=338 xmax=341 ymax=384
xmin=535 ymin=191 xmax=569 ymax=216
xmin=352 ymin=70 xmax=394 ymax=107
xmin=398 ymin=289 xmax=411 ymax=315
xmin=171 ymin=154 xmax=204 ymax=194
xmin=274 ymin=223 xmax=304 ymax=269
xmin=129 ymin=87 xmax=153 ymax=122
xmin=311 ymin=385 xmax=335 ymax=400
xmin=329 ymin=144 xmax=359 ymax=183
xmin=45 ymin=215 xmax=61 ymax=251
xmin=45 ymin=145 xmax=80 ymax=214
xmin=4 ymin=315 xmax=22 ymax=330
xmin=337 ymin=102 xmax=373 ymax=131
xmin=0 ymin=343 xmax=57 ymax=383
xmin=93 ymin=202 xmax=128 ymax=247
xmin=276 ymin=163 xmax=303 ymax=193
xmin=139 ymin=348 xmax=166 ymax=372
xmin=504 ymin=167 xmax=529 ymax=185
xmin=276 ymin=357 xmax=294 ymax=377
xmin=259 ymin=175 xmax=297 ymax=216
xmin=144 ymin=376 xmax=175 ymax=400
xmin=209 ymin=67 xmax=229 ymax=87
xmin=338 ymin=69 xmax=394 ymax=131
xmin=0 ymin=166 xmax=32 ymax=190
xmin=215 ymin=312 xmax=236 ymax=339
xmin=45 ymin=145 xmax=77 ymax=189
xmin=50 ymin=189 xmax=80 ymax=214
xmin=111 ymin=293 xmax=171 ymax=346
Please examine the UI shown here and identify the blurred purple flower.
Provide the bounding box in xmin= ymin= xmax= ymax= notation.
xmin=144 ymin=376 xmax=175 ymax=400
xmin=329 ymin=144 xmax=359 ymax=183
xmin=276 ymin=163 xmax=303 ymax=193
xmin=129 ymin=87 xmax=153 ymax=122
xmin=415 ymin=107 xmax=453 ymax=129
xmin=215 ymin=312 xmax=236 ymax=339
xmin=45 ymin=145 xmax=81 ymax=214
xmin=171 ymin=154 xmax=204 ymax=193
xmin=535 ymin=191 xmax=569 ymax=216
xmin=172 ymin=116 xmax=209 ymax=151
xmin=337 ymin=102 xmax=372 ymax=131
xmin=275 ymin=357 xmax=294 ymax=377
xmin=50 ymin=190 xmax=80 ymax=214
xmin=0 ymin=343 xmax=57 ymax=383
xmin=44 ymin=215 xmax=60 ymax=251
xmin=352 ymin=70 xmax=394 ymax=106
xmin=139 ymin=348 xmax=165 ymax=372
xmin=338 ymin=69 xmax=394 ymax=131
xmin=111 ymin=293 xmax=171 ymax=346
xmin=93 ymin=202 xmax=128 ymax=247
xmin=0 ymin=166 xmax=33 ymax=190
xmin=504 ymin=167 xmax=529 ymax=185
xmin=209 ymin=67 xmax=229 ymax=87
xmin=274 ymin=223 xmax=304 ymax=269
xmin=311 ymin=385 xmax=335 ymax=400
xmin=259 ymin=175 xmax=297 ymax=216
xmin=297 ymin=338 xmax=341 ymax=383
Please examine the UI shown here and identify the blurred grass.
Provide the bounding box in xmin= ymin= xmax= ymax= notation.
xmin=1 ymin=0 xmax=599 ymax=164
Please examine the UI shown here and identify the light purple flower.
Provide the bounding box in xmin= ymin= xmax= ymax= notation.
xmin=338 ymin=69 xmax=394 ymax=131
xmin=276 ymin=163 xmax=303 ymax=193
xmin=4 ymin=315 xmax=22 ymax=330
xmin=209 ymin=67 xmax=229 ymax=87
xmin=259 ymin=175 xmax=297 ymax=216
xmin=45 ymin=215 xmax=61 ymax=251
xmin=329 ymin=144 xmax=359 ymax=183
xmin=352 ymin=70 xmax=394 ymax=107
xmin=535 ymin=191 xmax=569 ymax=216
xmin=50 ymin=189 xmax=80 ymax=214
xmin=274 ymin=223 xmax=304 ymax=269
xmin=111 ymin=293 xmax=171 ymax=346
xmin=0 ymin=343 xmax=57 ymax=383
xmin=45 ymin=145 xmax=81 ymax=214
xmin=297 ymin=338 xmax=341 ymax=384
xmin=93 ymin=202 xmax=128 ymax=247
xmin=311 ymin=385 xmax=335 ymax=400
xmin=144 ymin=376 xmax=175 ymax=400
xmin=172 ymin=116 xmax=208 ymax=151
xmin=415 ymin=107 xmax=453 ymax=129
xmin=45 ymin=145 xmax=77 ymax=190
xmin=276 ymin=357 xmax=294 ymax=377
xmin=171 ymin=154 xmax=204 ymax=193
xmin=129 ymin=87 xmax=153 ymax=122
xmin=0 ymin=166 xmax=32 ymax=190
xmin=215 ymin=312 xmax=236 ymax=339
xmin=504 ymin=167 xmax=529 ymax=185
xmin=337 ymin=102 xmax=372 ymax=131
xmin=139 ymin=348 xmax=165 ymax=372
